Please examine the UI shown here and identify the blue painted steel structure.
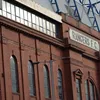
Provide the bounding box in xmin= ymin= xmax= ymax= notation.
xmin=49 ymin=0 xmax=100 ymax=32
xmin=66 ymin=0 xmax=81 ymax=20
xmin=79 ymin=0 xmax=100 ymax=31
xmin=49 ymin=0 xmax=59 ymax=12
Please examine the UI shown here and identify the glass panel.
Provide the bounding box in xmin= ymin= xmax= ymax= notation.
xmin=50 ymin=23 xmax=53 ymax=32
xmin=11 ymin=15 xmax=15 ymax=20
xmin=76 ymin=79 xmax=81 ymax=100
xmin=44 ymin=66 xmax=50 ymax=98
xmin=39 ymin=17 xmax=42 ymax=27
xmin=47 ymin=21 xmax=50 ymax=30
xmin=53 ymin=24 xmax=56 ymax=33
xmin=28 ymin=61 xmax=35 ymax=96
xmin=7 ymin=13 xmax=11 ymax=19
xmin=85 ymin=80 xmax=89 ymax=100
xmin=28 ymin=12 xmax=31 ymax=22
xmin=90 ymin=82 xmax=94 ymax=100
xmin=1 ymin=0 xmax=57 ymax=37
xmin=32 ymin=14 xmax=35 ymax=24
xmin=25 ymin=20 xmax=28 ymax=25
xmin=16 ymin=17 xmax=20 ymax=22
xmin=2 ymin=1 xmax=6 ymax=11
xmin=7 ymin=2 xmax=10 ymax=13
xmin=32 ymin=14 xmax=36 ymax=29
xmin=24 ymin=10 xmax=28 ymax=20
xmin=36 ymin=16 xmax=39 ymax=25
xmin=58 ymin=70 xmax=63 ymax=100
xmin=28 ymin=12 xmax=32 ymax=27
xmin=21 ymin=19 xmax=24 ymax=24
xmin=36 ymin=16 xmax=39 ymax=30
xmin=43 ymin=19 xmax=46 ymax=33
xmin=20 ymin=8 xmax=24 ymax=19
xmin=3 ymin=11 xmax=6 ymax=17
xmin=10 ymin=56 xmax=19 ymax=93
xmin=16 ymin=7 xmax=20 ymax=17
xmin=11 ymin=4 xmax=15 ymax=15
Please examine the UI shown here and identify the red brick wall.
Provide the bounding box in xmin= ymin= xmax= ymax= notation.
xmin=0 ymin=24 xmax=66 ymax=100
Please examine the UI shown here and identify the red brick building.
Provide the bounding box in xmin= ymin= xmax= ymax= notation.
xmin=0 ymin=0 xmax=100 ymax=100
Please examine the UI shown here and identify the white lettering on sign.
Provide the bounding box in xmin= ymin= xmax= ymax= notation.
xmin=69 ymin=29 xmax=99 ymax=51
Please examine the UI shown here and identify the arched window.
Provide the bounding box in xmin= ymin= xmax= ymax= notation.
xmin=58 ymin=69 xmax=63 ymax=100
xmin=74 ymin=69 xmax=83 ymax=100
xmin=76 ymin=79 xmax=81 ymax=100
xmin=85 ymin=80 xmax=89 ymax=100
xmin=10 ymin=56 xmax=19 ymax=93
xmin=28 ymin=61 xmax=36 ymax=96
xmin=90 ymin=81 xmax=95 ymax=100
xmin=85 ymin=80 xmax=98 ymax=100
xmin=44 ymin=65 xmax=50 ymax=98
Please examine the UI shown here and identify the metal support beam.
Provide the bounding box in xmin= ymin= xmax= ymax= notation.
xmin=79 ymin=0 xmax=100 ymax=31
xmin=66 ymin=0 xmax=81 ymax=20
xmin=49 ymin=0 xmax=59 ymax=12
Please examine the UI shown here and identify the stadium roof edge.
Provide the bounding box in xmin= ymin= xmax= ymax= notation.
xmin=15 ymin=0 xmax=62 ymax=23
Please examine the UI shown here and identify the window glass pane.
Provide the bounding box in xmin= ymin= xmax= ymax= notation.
xmin=20 ymin=8 xmax=24 ymax=19
xmin=28 ymin=12 xmax=32 ymax=27
xmin=3 ymin=11 xmax=6 ymax=17
xmin=36 ymin=16 xmax=39 ymax=25
xmin=7 ymin=2 xmax=10 ymax=13
xmin=85 ymin=80 xmax=89 ymax=100
xmin=50 ymin=23 xmax=53 ymax=32
xmin=28 ymin=12 xmax=31 ymax=22
xmin=36 ymin=16 xmax=39 ymax=30
xmin=53 ymin=24 xmax=56 ymax=33
xmin=10 ymin=56 xmax=19 ymax=93
xmin=90 ymin=82 xmax=94 ymax=100
xmin=47 ymin=21 xmax=50 ymax=30
xmin=44 ymin=66 xmax=50 ymax=98
xmin=43 ymin=19 xmax=46 ymax=28
xmin=28 ymin=61 xmax=36 ymax=96
xmin=2 ymin=1 xmax=6 ymax=11
xmin=43 ymin=19 xmax=46 ymax=33
xmin=16 ymin=7 xmax=20 ymax=17
xmin=7 ymin=13 xmax=11 ymax=19
xmin=58 ymin=69 xmax=63 ymax=100
xmin=32 ymin=14 xmax=35 ymax=24
xmin=11 ymin=4 xmax=15 ymax=15
xmin=76 ymin=79 xmax=81 ymax=100
xmin=24 ymin=10 xmax=28 ymax=20
xmin=12 ymin=15 xmax=15 ymax=20
xmin=1 ymin=0 xmax=57 ymax=37
xmin=39 ymin=18 xmax=42 ymax=27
